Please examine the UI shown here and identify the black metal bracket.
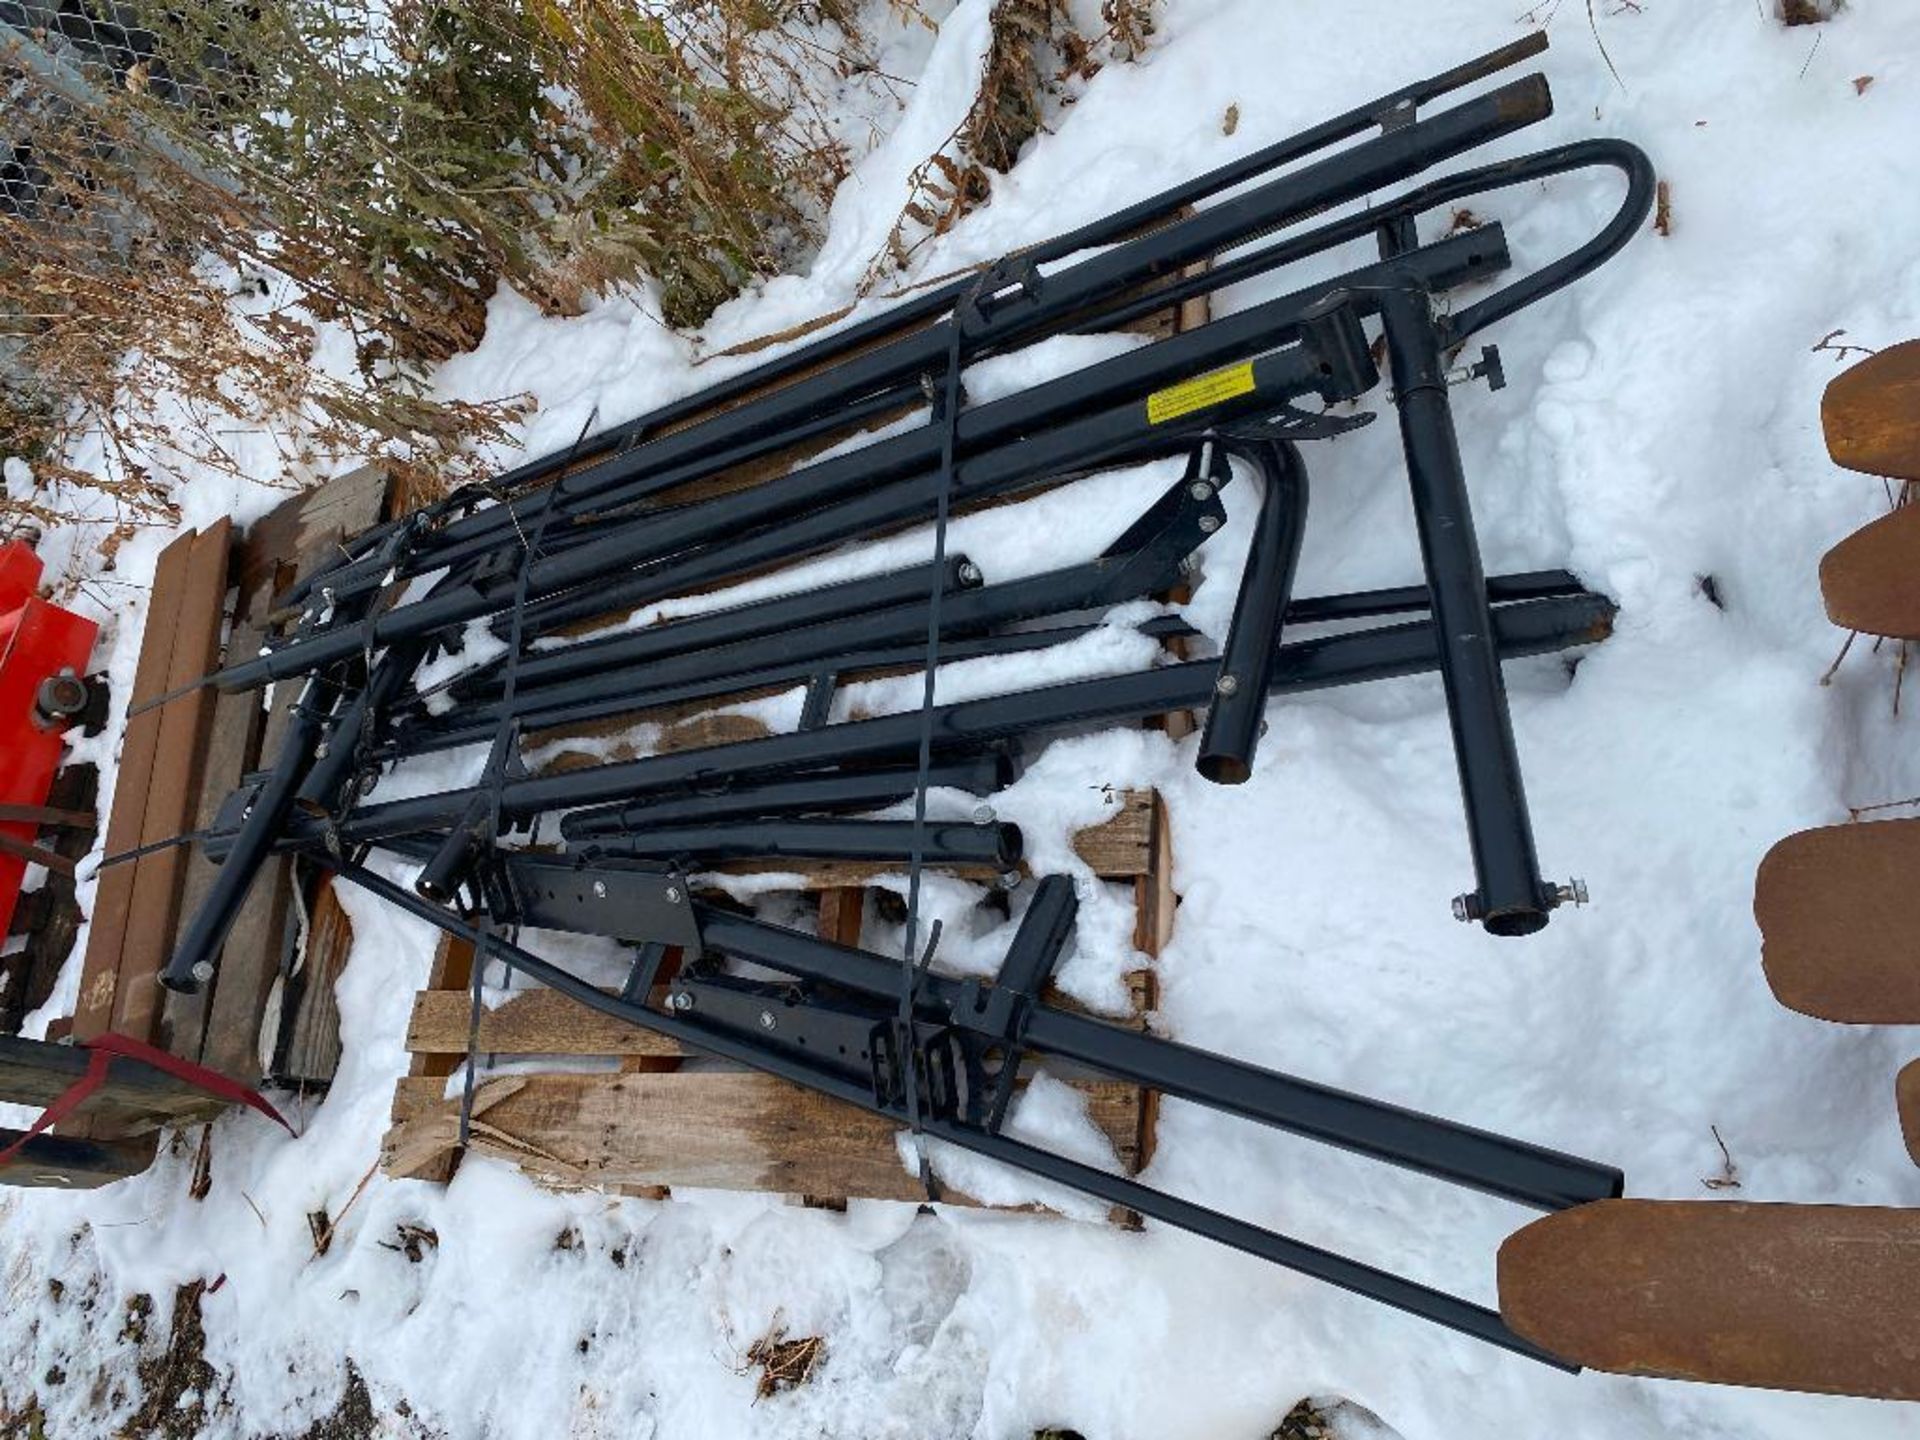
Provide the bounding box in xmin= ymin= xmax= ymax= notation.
xmin=483 ymin=853 xmax=702 ymax=949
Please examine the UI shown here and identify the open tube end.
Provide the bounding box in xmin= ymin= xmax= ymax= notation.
xmin=1195 ymin=753 xmax=1254 ymax=787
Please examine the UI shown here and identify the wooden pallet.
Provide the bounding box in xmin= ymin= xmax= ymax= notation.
xmin=374 ymin=272 xmax=1205 ymax=1207
xmin=47 ymin=467 xmax=389 ymax=1149
xmin=33 ymin=260 xmax=1204 ymax=1180
xmin=382 ymin=790 xmax=1174 ymax=1212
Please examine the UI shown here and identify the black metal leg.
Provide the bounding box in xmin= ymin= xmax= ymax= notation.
xmin=1377 ymin=283 xmax=1555 ymax=936
xmin=1197 ymin=437 xmax=1310 ymax=784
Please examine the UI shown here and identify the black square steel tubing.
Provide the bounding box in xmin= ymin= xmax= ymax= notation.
xmin=558 ymin=755 xmax=1017 ymax=839
xmin=315 ymin=855 xmax=1613 ymax=1365
xmin=211 ymin=223 xmax=1509 ymax=691
xmin=314 ymin=591 xmax=1613 ymax=849
xmin=388 ymin=464 xmax=1223 ymax=754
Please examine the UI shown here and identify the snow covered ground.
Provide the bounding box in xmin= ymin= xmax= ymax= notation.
xmin=10 ymin=0 xmax=1920 ymax=1435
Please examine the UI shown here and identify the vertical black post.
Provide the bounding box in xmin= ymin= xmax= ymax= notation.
xmin=1376 ymin=282 xmax=1554 ymax=936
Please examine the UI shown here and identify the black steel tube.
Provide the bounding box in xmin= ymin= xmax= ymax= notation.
xmin=402 ymin=122 xmax=1628 ymax=604
xmin=690 ymin=907 xmax=1622 ymax=1213
xmin=1289 ymin=570 xmax=1584 ymax=625
xmin=560 ymin=755 xmax=1016 ymax=838
xmin=1197 ymin=439 xmax=1309 ymax=784
xmin=213 ymin=225 xmax=1505 ymax=688
xmin=460 ymin=572 xmax=1574 ymax=783
xmin=415 ymin=798 xmax=487 ymax=904
xmin=327 ymin=593 xmax=1613 ymax=845
xmin=408 ymin=579 xmax=1589 ymax=768
xmin=452 ymin=515 xmax=1210 ymax=722
xmin=924 ymin=1120 xmax=1572 ymax=1366
xmin=577 ymin=818 xmax=1023 ymax=870
xmin=397 ymin=619 xmax=1149 ymax=761
xmin=320 ymin=853 xmax=1576 ymax=1363
xmin=507 ymin=328 xmax=1341 ymax=637
xmin=505 ymin=240 xmax=1415 ymax=618
xmin=456 ymin=554 xmax=981 ymax=697
xmin=159 ymin=681 xmax=327 ymax=994
xmin=1377 ymin=283 xmax=1549 ymax=936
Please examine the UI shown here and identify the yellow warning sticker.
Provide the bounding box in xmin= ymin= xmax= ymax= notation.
xmin=1145 ymin=361 xmax=1257 ymax=425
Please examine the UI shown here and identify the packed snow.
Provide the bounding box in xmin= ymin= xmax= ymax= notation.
xmin=9 ymin=0 xmax=1920 ymax=1436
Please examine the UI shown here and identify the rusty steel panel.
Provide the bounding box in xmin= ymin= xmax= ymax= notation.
xmin=1823 ymin=339 xmax=1920 ymax=481
xmin=1500 ymin=1199 xmax=1920 ymax=1400
xmin=1755 ymin=820 xmax=1920 ymax=1024
xmin=1820 ymin=502 xmax=1920 ymax=640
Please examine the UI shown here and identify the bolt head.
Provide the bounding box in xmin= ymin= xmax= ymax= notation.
xmin=663 ymin=885 xmax=682 ymax=904
xmin=758 ymin=1010 xmax=777 ymax=1030
xmin=1214 ymin=673 xmax=1238 ymax=697
xmin=957 ymin=561 xmax=982 ymax=585
xmin=190 ymin=960 xmax=216 ymax=983
xmin=998 ymin=869 xmax=1023 ymax=890
xmin=970 ymin=804 xmax=996 ymax=826
xmin=669 ymin=991 xmax=693 ymax=1011
xmin=591 ymin=879 xmax=608 ymax=899
xmin=1188 ymin=480 xmax=1214 ymax=502
xmin=1451 ymin=895 xmax=1472 ymax=923
xmin=1556 ymin=877 xmax=1590 ymax=908
xmin=1198 ymin=515 xmax=1222 ymax=534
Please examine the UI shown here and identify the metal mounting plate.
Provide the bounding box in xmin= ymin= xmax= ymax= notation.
xmin=501 ymin=854 xmax=702 ymax=949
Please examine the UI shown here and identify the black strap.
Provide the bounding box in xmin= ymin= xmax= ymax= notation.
xmin=896 ymin=282 xmax=985 ymax=1201
xmin=457 ymin=408 xmax=594 ymax=1148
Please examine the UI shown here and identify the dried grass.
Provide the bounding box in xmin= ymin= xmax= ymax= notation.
xmin=741 ymin=1320 xmax=825 ymax=1401
xmin=1 ymin=0 xmax=870 ymax=539
xmin=865 ymin=0 xmax=1158 ymax=288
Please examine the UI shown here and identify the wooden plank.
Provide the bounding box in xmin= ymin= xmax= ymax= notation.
xmin=272 ymin=881 xmax=354 ymax=1086
xmin=70 ymin=529 xmax=198 ymax=1043
xmin=0 ymin=1130 xmax=156 ymax=1190
xmin=817 ymin=888 xmax=865 ymax=949
xmin=0 ymin=1035 xmax=222 ymax=1135
xmin=246 ymin=473 xmax=392 ymax=1084
xmin=399 ymin=934 xmax=477 ymax=1184
xmin=406 ymin=988 xmax=686 ymax=1059
xmin=159 ymin=604 xmax=268 ymax=1064
xmin=381 ymin=1069 xmax=1144 ymax=1203
xmin=111 ymin=519 xmax=232 ymax=1044
xmin=1071 ymin=790 xmax=1155 ymax=877
xmin=413 ymin=936 xmax=477 ymax=1080
xmin=1129 ymin=789 xmax=1175 ymax=1174
xmin=240 ymin=464 xmax=391 ymax=602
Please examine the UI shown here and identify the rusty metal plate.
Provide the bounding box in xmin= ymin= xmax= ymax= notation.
xmin=1754 ymin=820 xmax=1920 ymax=1024
xmin=1499 ymin=1199 xmax=1920 ymax=1400
xmin=1821 ymin=502 xmax=1920 ymax=640
xmin=1823 ymin=339 xmax=1920 ymax=481
xmin=1900 ymin=1060 xmax=1920 ymax=1170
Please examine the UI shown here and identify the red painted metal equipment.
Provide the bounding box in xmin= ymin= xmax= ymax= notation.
xmin=0 ymin=541 xmax=99 ymax=936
